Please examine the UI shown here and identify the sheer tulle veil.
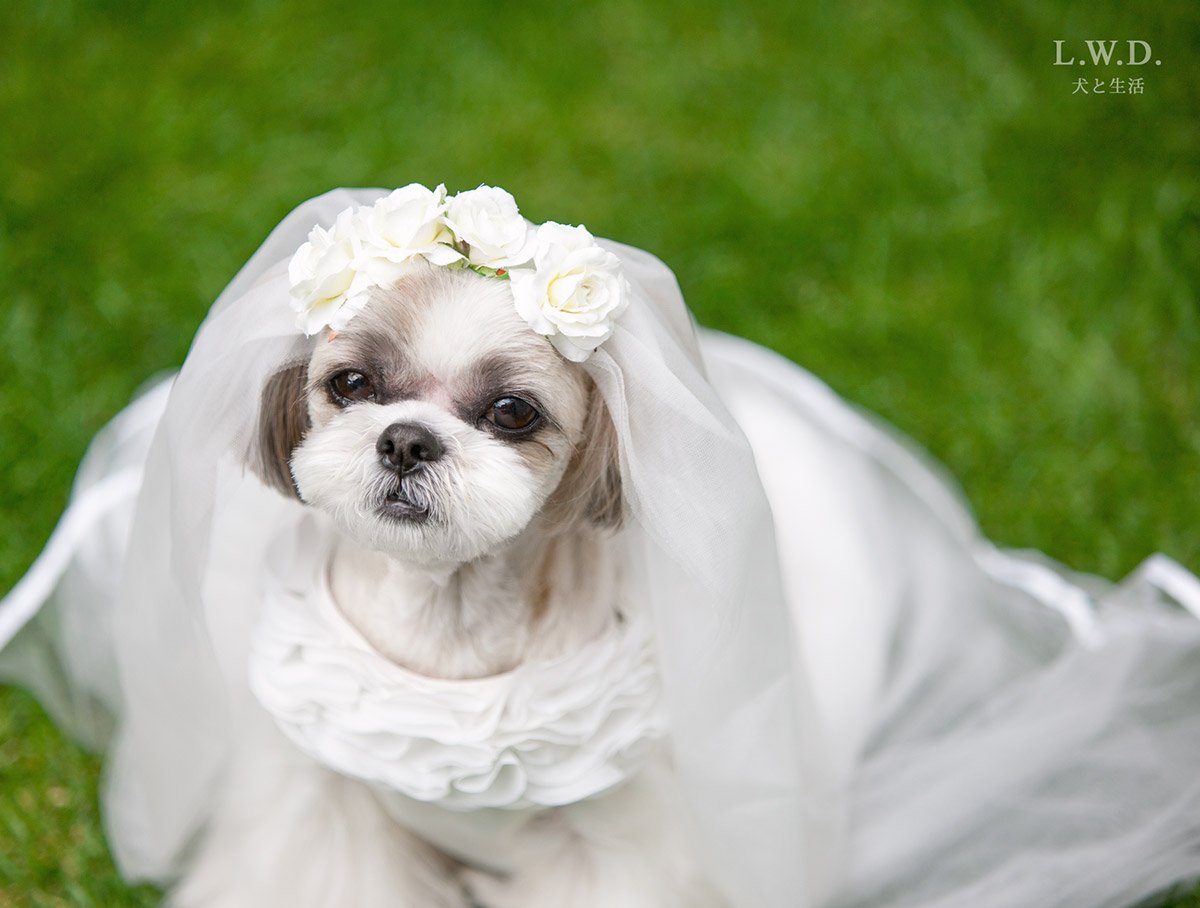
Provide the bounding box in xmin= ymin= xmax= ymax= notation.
xmin=2 ymin=188 xmax=1199 ymax=908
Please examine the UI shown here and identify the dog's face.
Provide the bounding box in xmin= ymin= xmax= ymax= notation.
xmin=256 ymin=262 xmax=621 ymax=566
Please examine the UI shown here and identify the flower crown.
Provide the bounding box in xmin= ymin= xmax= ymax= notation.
xmin=288 ymin=184 xmax=629 ymax=363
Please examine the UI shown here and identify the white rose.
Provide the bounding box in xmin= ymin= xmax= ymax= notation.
xmin=354 ymin=183 xmax=462 ymax=286
xmin=444 ymin=185 xmax=536 ymax=270
xmin=288 ymin=207 xmax=375 ymax=336
xmin=509 ymin=222 xmax=629 ymax=362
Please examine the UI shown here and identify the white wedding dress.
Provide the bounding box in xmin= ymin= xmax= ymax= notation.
xmin=2 ymin=189 xmax=1198 ymax=908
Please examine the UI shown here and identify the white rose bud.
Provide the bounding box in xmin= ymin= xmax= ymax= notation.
xmin=288 ymin=207 xmax=374 ymax=336
xmin=444 ymin=185 xmax=536 ymax=270
xmin=509 ymin=222 xmax=629 ymax=362
xmin=354 ymin=183 xmax=462 ymax=286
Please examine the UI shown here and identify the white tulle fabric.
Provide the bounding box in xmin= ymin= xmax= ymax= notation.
xmin=248 ymin=519 xmax=665 ymax=811
xmin=1 ymin=188 xmax=1199 ymax=908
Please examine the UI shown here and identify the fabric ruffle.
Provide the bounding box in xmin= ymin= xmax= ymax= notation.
xmin=248 ymin=528 xmax=666 ymax=811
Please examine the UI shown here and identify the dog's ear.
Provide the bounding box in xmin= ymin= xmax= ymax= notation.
xmin=254 ymin=362 xmax=309 ymax=500
xmin=546 ymin=379 xmax=624 ymax=531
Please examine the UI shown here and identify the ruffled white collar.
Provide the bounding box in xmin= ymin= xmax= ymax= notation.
xmin=248 ymin=524 xmax=667 ymax=812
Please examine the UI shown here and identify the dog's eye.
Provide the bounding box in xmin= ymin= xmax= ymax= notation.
xmin=486 ymin=397 xmax=539 ymax=432
xmin=330 ymin=371 xmax=374 ymax=403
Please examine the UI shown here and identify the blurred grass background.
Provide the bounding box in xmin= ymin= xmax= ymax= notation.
xmin=0 ymin=0 xmax=1197 ymax=904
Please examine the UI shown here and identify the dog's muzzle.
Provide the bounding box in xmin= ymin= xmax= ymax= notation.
xmin=376 ymin=421 xmax=441 ymax=522
xmin=377 ymin=421 xmax=444 ymax=476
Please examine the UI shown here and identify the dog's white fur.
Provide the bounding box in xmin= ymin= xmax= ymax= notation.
xmin=172 ymin=264 xmax=723 ymax=907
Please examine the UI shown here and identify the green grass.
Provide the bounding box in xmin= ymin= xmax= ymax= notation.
xmin=1 ymin=0 xmax=1197 ymax=903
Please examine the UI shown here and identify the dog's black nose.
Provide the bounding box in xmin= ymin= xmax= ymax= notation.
xmin=377 ymin=422 xmax=444 ymax=474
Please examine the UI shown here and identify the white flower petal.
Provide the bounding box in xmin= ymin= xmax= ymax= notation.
xmin=548 ymin=332 xmax=596 ymax=362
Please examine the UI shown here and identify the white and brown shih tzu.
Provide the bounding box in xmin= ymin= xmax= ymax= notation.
xmin=171 ymin=190 xmax=728 ymax=908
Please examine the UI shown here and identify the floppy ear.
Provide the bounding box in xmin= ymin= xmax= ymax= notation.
xmin=546 ymin=379 xmax=624 ymax=530
xmin=254 ymin=362 xmax=309 ymax=499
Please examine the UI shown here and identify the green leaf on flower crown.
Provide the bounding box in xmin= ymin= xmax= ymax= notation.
xmin=467 ymin=264 xmax=511 ymax=280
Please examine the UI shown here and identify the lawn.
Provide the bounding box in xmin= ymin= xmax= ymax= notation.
xmin=0 ymin=0 xmax=1197 ymax=904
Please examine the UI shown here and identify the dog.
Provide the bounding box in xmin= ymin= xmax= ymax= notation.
xmin=170 ymin=260 xmax=726 ymax=908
